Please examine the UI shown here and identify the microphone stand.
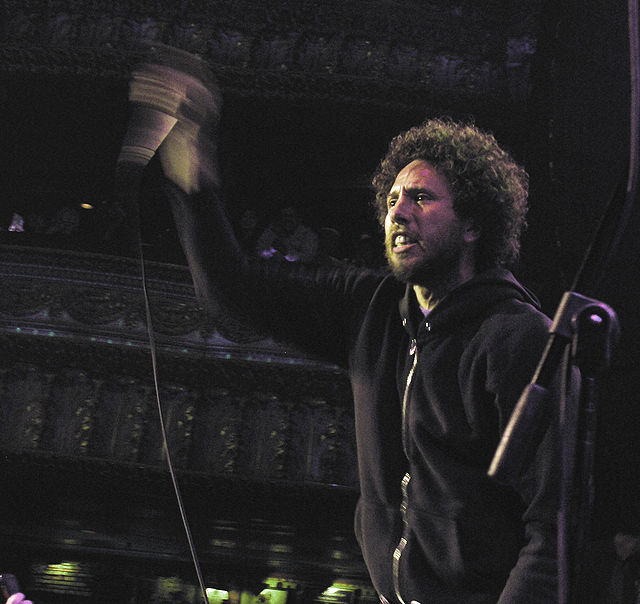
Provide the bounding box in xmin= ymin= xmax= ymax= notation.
xmin=488 ymin=292 xmax=619 ymax=603
xmin=558 ymin=296 xmax=618 ymax=604
xmin=490 ymin=0 xmax=639 ymax=597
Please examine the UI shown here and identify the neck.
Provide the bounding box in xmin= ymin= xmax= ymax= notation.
xmin=412 ymin=286 xmax=442 ymax=312
xmin=412 ymin=265 xmax=476 ymax=311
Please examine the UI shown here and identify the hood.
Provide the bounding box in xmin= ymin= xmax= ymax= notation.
xmin=399 ymin=267 xmax=542 ymax=338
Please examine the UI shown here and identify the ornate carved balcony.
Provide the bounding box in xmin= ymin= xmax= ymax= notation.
xmin=0 ymin=242 xmax=371 ymax=602
xmin=1 ymin=0 xmax=537 ymax=111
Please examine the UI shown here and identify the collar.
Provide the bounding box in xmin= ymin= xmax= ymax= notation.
xmin=398 ymin=267 xmax=538 ymax=339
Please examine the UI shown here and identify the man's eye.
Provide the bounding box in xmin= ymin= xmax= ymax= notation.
xmin=415 ymin=193 xmax=431 ymax=203
xmin=387 ymin=197 xmax=397 ymax=208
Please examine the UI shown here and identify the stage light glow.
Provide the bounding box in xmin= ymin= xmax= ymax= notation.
xmin=206 ymin=587 xmax=230 ymax=602
xmin=31 ymin=561 xmax=93 ymax=596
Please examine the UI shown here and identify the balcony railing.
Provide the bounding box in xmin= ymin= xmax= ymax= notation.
xmin=0 ymin=242 xmax=369 ymax=603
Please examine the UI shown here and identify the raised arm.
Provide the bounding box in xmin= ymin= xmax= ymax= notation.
xmin=119 ymin=44 xmax=252 ymax=325
xmin=118 ymin=46 xmax=378 ymax=363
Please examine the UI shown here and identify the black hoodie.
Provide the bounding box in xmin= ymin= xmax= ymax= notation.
xmin=168 ymin=184 xmax=562 ymax=603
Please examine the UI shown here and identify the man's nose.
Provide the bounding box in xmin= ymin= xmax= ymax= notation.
xmin=389 ymin=192 xmax=412 ymax=224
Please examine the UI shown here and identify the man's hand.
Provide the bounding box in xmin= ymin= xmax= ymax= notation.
xmin=6 ymin=593 xmax=33 ymax=604
xmin=125 ymin=43 xmax=222 ymax=194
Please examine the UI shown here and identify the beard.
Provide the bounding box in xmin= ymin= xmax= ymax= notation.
xmin=384 ymin=234 xmax=466 ymax=288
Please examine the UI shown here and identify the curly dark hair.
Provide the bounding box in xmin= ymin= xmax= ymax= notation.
xmin=371 ymin=118 xmax=529 ymax=271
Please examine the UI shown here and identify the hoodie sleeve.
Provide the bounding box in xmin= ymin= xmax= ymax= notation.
xmin=164 ymin=180 xmax=382 ymax=366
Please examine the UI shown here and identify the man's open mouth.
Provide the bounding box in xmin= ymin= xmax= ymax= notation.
xmin=393 ymin=233 xmax=419 ymax=252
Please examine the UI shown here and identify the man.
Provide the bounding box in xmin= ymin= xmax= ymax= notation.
xmin=254 ymin=205 xmax=319 ymax=263
xmin=125 ymin=56 xmax=563 ymax=602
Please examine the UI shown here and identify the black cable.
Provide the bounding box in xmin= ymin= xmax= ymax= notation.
xmin=626 ymin=0 xmax=640 ymax=218
xmin=557 ymin=342 xmax=578 ymax=604
xmin=571 ymin=0 xmax=640 ymax=295
xmin=121 ymin=164 xmax=209 ymax=604
xmin=137 ymin=232 xmax=209 ymax=604
xmin=114 ymin=40 xmax=220 ymax=603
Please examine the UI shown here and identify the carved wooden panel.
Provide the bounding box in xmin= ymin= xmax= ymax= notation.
xmin=0 ymin=356 xmax=358 ymax=488
xmin=139 ymin=383 xmax=198 ymax=469
xmin=40 ymin=368 xmax=97 ymax=456
xmin=0 ymin=364 xmax=49 ymax=451
xmin=191 ymin=387 xmax=243 ymax=475
xmin=89 ymin=376 xmax=151 ymax=462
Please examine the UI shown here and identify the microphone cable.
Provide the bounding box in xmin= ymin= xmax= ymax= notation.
xmin=114 ymin=42 xmax=223 ymax=603
xmin=571 ymin=0 xmax=640 ymax=295
xmin=116 ymin=160 xmax=210 ymax=604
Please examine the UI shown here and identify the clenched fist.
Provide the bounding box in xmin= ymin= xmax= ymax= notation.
xmin=121 ymin=42 xmax=222 ymax=194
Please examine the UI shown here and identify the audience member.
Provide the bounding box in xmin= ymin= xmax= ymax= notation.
xmin=236 ymin=208 xmax=261 ymax=253
xmin=255 ymin=205 xmax=318 ymax=263
xmin=315 ymin=226 xmax=346 ymax=266
xmin=7 ymin=213 xmax=25 ymax=232
xmin=46 ymin=206 xmax=80 ymax=235
xmin=349 ymin=232 xmax=382 ymax=267
xmin=25 ymin=212 xmax=47 ymax=234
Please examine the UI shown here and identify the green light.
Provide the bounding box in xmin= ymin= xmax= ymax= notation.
xmin=31 ymin=560 xmax=92 ymax=596
xmin=258 ymin=586 xmax=289 ymax=604
xmin=264 ymin=577 xmax=296 ymax=590
xmin=206 ymin=588 xmax=229 ymax=603
xmin=49 ymin=562 xmax=77 ymax=574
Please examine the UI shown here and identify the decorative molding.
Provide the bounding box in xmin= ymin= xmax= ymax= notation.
xmin=1 ymin=0 xmax=539 ymax=109
xmin=0 ymin=244 xmax=357 ymax=488
xmin=0 ymin=243 xmax=329 ymax=361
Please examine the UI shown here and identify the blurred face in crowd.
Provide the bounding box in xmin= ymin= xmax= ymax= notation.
xmin=279 ymin=206 xmax=299 ymax=234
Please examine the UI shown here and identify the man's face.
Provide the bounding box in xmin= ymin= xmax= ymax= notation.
xmin=384 ymin=159 xmax=474 ymax=286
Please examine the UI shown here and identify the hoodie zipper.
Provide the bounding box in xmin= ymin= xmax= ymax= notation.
xmin=393 ymin=471 xmax=411 ymax=604
xmin=393 ymin=337 xmax=418 ymax=604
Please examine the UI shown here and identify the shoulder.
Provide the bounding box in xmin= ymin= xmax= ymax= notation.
xmin=468 ymin=268 xmax=552 ymax=345
xmin=482 ymin=297 xmax=551 ymax=351
xmin=470 ymin=299 xmax=551 ymax=401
